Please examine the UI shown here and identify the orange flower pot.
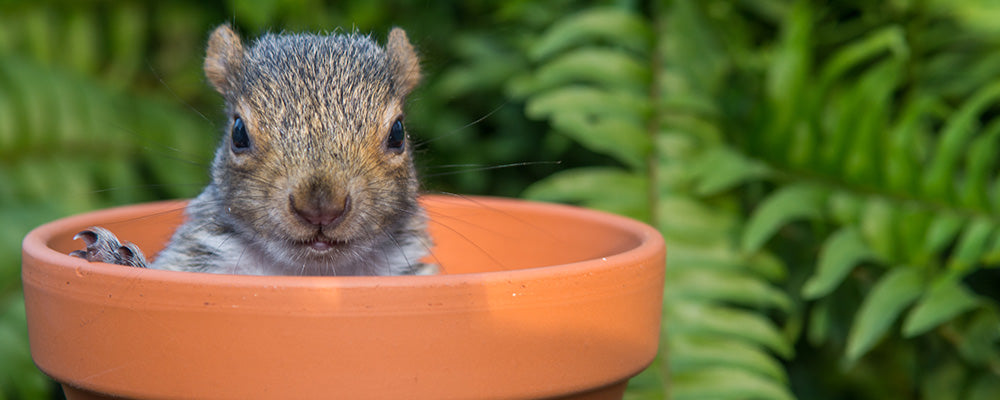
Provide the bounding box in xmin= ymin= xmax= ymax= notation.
xmin=22 ymin=195 xmax=665 ymax=400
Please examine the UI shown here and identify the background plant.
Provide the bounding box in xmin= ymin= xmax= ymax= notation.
xmin=3 ymin=1 xmax=1000 ymax=399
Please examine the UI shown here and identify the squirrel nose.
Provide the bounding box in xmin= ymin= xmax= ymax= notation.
xmin=290 ymin=192 xmax=350 ymax=227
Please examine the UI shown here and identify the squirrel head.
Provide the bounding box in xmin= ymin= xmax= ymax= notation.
xmin=201 ymin=24 xmax=427 ymax=271
xmin=205 ymin=25 xmax=421 ymax=98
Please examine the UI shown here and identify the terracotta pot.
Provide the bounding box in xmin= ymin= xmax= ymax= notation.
xmin=22 ymin=195 xmax=665 ymax=400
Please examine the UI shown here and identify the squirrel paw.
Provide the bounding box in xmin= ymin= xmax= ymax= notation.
xmin=70 ymin=226 xmax=149 ymax=268
xmin=412 ymin=263 xmax=438 ymax=275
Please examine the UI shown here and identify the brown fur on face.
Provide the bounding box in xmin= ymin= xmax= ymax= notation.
xmin=201 ymin=24 xmax=426 ymax=271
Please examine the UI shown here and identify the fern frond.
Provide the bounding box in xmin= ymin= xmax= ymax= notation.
xmin=517 ymin=3 xmax=795 ymax=399
xmin=0 ymin=10 xmax=216 ymax=394
xmin=726 ymin=1 xmax=1000 ymax=392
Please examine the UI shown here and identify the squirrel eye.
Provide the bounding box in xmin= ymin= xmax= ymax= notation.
xmin=385 ymin=118 xmax=405 ymax=154
xmin=231 ymin=115 xmax=251 ymax=153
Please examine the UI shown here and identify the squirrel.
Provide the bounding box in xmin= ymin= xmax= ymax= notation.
xmin=70 ymin=24 xmax=435 ymax=276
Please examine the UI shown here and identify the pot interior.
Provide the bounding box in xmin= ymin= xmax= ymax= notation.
xmin=40 ymin=196 xmax=650 ymax=275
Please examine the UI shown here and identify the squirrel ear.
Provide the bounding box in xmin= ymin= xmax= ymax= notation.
xmin=386 ymin=28 xmax=421 ymax=95
xmin=204 ymin=24 xmax=245 ymax=95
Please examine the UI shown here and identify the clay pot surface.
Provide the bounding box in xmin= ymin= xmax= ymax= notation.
xmin=22 ymin=195 xmax=665 ymax=400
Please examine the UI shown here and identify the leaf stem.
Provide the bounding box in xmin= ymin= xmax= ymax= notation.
xmin=646 ymin=5 xmax=662 ymax=228
xmin=645 ymin=0 xmax=667 ymax=395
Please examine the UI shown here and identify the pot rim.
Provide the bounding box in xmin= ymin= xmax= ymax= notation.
xmin=23 ymin=195 xmax=664 ymax=288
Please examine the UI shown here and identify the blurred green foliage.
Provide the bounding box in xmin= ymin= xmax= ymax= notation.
xmin=4 ymin=0 xmax=1000 ymax=399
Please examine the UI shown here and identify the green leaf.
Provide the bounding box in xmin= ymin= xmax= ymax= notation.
xmin=924 ymin=81 xmax=1000 ymax=199
xmin=522 ymin=167 xmax=646 ymax=218
xmin=624 ymin=358 xmax=666 ymax=400
xmin=936 ymin=0 xmax=1000 ymax=33
xmin=104 ymin=4 xmax=145 ymax=88
xmin=948 ymin=218 xmax=996 ymax=271
xmin=670 ymin=336 xmax=788 ymax=382
xmin=807 ymin=298 xmax=833 ymax=346
xmin=837 ymin=61 xmax=899 ymax=184
xmin=692 ymin=147 xmax=771 ymax=195
xmin=981 ymin=231 xmax=1000 ymax=265
xmin=859 ymin=197 xmax=899 ymax=260
xmin=524 ymin=86 xmax=650 ymax=168
xmin=548 ymin=113 xmax=650 ymax=169
xmin=670 ymin=268 xmax=792 ymax=312
xmin=895 ymin=206 xmax=933 ymax=264
xmin=766 ymin=0 xmax=812 ymax=106
xmin=827 ymin=191 xmax=864 ymax=225
xmin=845 ymin=267 xmax=925 ymax=363
xmin=660 ymin=0 xmax=729 ymax=95
xmin=658 ymin=196 xmax=738 ymax=244
xmin=525 ymin=85 xmax=649 ymax=121
xmin=437 ymin=55 xmax=523 ymax=99
xmin=884 ymin=95 xmax=938 ymax=192
xmin=817 ymin=26 xmax=908 ymax=91
xmin=530 ymin=7 xmax=652 ymax=60
xmin=664 ymin=243 xmax=786 ymax=283
xmin=902 ymin=274 xmax=980 ymax=337
xmin=959 ymin=121 xmax=1000 ymax=209
xmin=742 ymin=184 xmax=829 ymax=253
xmin=0 ymin=293 xmax=50 ymax=400
xmin=671 ymin=302 xmax=794 ymax=358
xmin=511 ymin=48 xmax=649 ymax=96
xmin=746 ymin=252 xmax=789 ymax=283
xmin=802 ymin=227 xmax=875 ymax=299
xmin=672 ymin=366 xmax=795 ymax=400
xmin=924 ymin=212 xmax=967 ymax=256
xmin=64 ymin=10 xmax=99 ymax=75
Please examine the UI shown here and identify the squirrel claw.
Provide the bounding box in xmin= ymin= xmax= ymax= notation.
xmin=71 ymin=227 xmax=149 ymax=268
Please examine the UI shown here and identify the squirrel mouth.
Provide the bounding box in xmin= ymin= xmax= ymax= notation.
xmin=303 ymin=238 xmax=347 ymax=253
xmin=309 ymin=241 xmax=333 ymax=251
